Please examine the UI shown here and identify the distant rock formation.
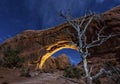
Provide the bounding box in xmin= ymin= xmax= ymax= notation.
xmin=56 ymin=54 xmax=71 ymax=70
xmin=42 ymin=54 xmax=70 ymax=72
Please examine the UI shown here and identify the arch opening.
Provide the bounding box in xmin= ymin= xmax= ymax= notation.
xmin=37 ymin=43 xmax=82 ymax=69
xmin=52 ymin=48 xmax=82 ymax=65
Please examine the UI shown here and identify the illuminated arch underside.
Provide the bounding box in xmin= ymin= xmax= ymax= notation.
xmin=38 ymin=41 xmax=78 ymax=69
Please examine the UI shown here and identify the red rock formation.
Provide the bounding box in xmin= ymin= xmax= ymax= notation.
xmin=56 ymin=54 xmax=70 ymax=70
xmin=42 ymin=54 xmax=70 ymax=72
xmin=42 ymin=56 xmax=57 ymax=72
xmin=0 ymin=6 xmax=120 ymax=68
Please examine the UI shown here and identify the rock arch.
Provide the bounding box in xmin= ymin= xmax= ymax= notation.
xmin=0 ymin=6 xmax=119 ymax=70
xmin=37 ymin=41 xmax=78 ymax=69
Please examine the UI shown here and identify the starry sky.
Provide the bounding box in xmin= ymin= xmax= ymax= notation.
xmin=0 ymin=0 xmax=120 ymax=43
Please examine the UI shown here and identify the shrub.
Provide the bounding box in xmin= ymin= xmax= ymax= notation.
xmin=0 ymin=59 xmax=3 ymax=66
xmin=2 ymin=82 xmax=9 ymax=84
xmin=63 ymin=66 xmax=82 ymax=79
xmin=93 ymin=78 xmax=101 ymax=84
xmin=20 ymin=67 xmax=31 ymax=77
xmin=2 ymin=48 xmax=24 ymax=68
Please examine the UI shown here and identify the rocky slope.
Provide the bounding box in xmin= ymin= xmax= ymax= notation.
xmin=42 ymin=54 xmax=70 ymax=72
xmin=0 ymin=6 xmax=120 ymax=69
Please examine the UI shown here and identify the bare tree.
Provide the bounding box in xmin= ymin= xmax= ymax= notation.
xmin=59 ymin=11 xmax=118 ymax=84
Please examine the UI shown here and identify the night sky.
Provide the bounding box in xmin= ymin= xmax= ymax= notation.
xmin=0 ymin=0 xmax=120 ymax=43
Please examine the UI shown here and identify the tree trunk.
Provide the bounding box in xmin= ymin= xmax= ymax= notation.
xmin=86 ymin=76 xmax=92 ymax=84
xmin=83 ymin=57 xmax=92 ymax=84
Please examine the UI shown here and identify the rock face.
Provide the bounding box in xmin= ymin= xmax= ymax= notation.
xmin=56 ymin=54 xmax=71 ymax=70
xmin=0 ymin=6 xmax=120 ymax=69
xmin=42 ymin=54 xmax=70 ymax=72
xmin=42 ymin=56 xmax=57 ymax=72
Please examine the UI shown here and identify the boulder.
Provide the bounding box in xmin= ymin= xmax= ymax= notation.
xmin=42 ymin=54 xmax=71 ymax=72
xmin=56 ymin=54 xmax=71 ymax=70
xmin=42 ymin=56 xmax=57 ymax=72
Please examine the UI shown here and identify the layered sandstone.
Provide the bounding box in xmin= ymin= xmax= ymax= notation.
xmin=0 ymin=6 xmax=120 ymax=69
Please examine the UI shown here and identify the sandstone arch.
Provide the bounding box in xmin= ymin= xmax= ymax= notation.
xmin=37 ymin=41 xmax=78 ymax=69
xmin=0 ymin=6 xmax=119 ymax=70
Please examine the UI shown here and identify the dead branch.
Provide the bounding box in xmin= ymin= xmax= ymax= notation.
xmin=92 ymin=68 xmax=112 ymax=80
xmin=60 ymin=11 xmax=119 ymax=84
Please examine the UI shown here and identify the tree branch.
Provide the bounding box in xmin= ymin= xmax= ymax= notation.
xmin=80 ymin=15 xmax=94 ymax=38
xmin=92 ymin=68 xmax=112 ymax=80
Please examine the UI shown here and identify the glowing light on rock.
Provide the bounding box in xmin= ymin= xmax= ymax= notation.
xmin=37 ymin=41 xmax=78 ymax=69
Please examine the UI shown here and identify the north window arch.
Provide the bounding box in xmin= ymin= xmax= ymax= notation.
xmin=37 ymin=41 xmax=79 ymax=69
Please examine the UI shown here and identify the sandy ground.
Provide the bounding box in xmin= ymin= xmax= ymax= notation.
xmin=12 ymin=73 xmax=79 ymax=84
xmin=0 ymin=67 xmax=82 ymax=84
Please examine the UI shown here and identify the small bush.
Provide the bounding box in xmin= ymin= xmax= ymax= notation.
xmin=20 ymin=67 xmax=31 ymax=77
xmin=93 ymin=78 xmax=101 ymax=84
xmin=63 ymin=66 xmax=82 ymax=79
xmin=2 ymin=82 xmax=9 ymax=84
xmin=2 ymin=48 xmax=24 ymax=68
xmin=0 ymin=59 xmax=3 ymax=66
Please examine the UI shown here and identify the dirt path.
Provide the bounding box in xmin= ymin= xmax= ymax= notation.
xmin=12 ymin=73 xmax=58 ymax=84
xmin=0 ymin=68 xmax=80 ymax=84
xmin=12 ymin=73 xmax=79 ymax=84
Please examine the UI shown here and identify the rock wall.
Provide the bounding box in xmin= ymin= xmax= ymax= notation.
xmin=42 ymin=54 xmax=70 ymax=72
xmin=0 ymin=6 xmax=120 ymax=68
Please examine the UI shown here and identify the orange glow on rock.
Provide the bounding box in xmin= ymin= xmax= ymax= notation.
xmin=37 ymin=41 xmax=78 ymax=69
